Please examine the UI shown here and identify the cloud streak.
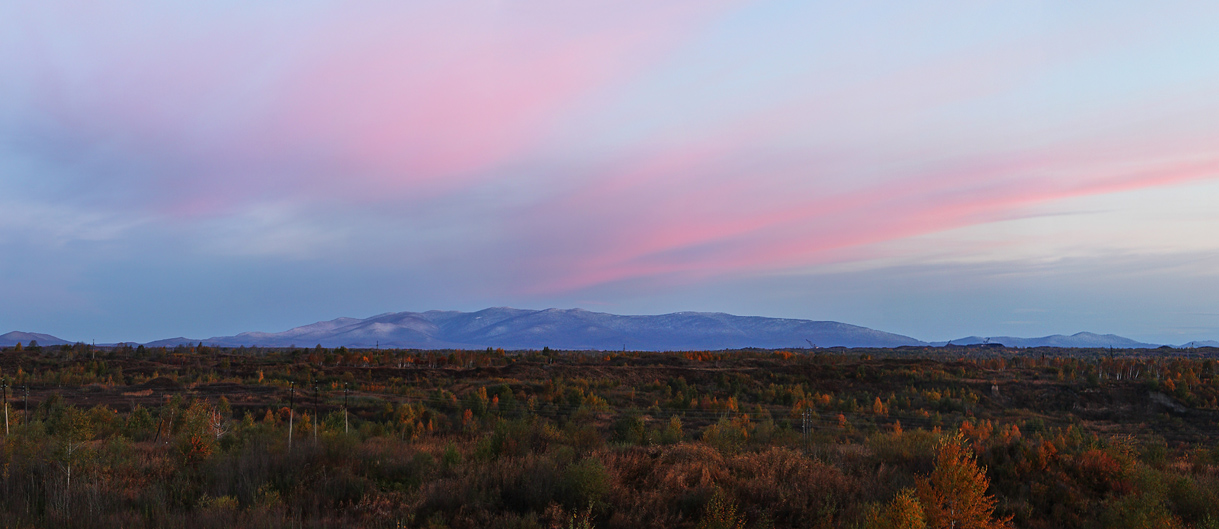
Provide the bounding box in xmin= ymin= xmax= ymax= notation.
xmin=518 ymin=149 xmax=1219 ymax=293
xmin=1 ymin=1 xmax=736 ymax=211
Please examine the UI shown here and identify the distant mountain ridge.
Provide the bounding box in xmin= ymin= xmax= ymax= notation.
xmin=145 ymin=307 xmax=924 ymax=350
xmin=6 ymin=310 xmax=1214 ymax=350
xmin=933 ymin=332 xmax=1160 ymax=349
xmin=0 ymin=331 xmax=71 ymax=347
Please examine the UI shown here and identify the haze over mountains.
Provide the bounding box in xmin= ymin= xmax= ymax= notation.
xmin=4 ymin=308 xmax=1210 ymax=350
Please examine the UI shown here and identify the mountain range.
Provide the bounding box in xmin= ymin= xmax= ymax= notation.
xmin=0 ymin=331 xmax=71 ymax=347
xmin=3 ymin=308 xmax=1213 ymax=350
xmin=930 ymin=333 xmax=1159 ymax=349
xmin=143 ymin=308 xmax=922 ymax=350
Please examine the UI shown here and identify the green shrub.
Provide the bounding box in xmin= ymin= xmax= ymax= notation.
xmin=441 ymin=442 xmax=463 ymax=469
xmin=659 ymin=415 xmax=684 ymax=445
xmin=702 ymin=417 xmax=749 ymax=455
xmin=611 ymin=413 xmax=647 ymax=445
xmin=562 ymin=457 xmax=611 ymax=509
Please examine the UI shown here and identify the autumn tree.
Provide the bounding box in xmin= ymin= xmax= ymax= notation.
xmin=52 ymin=406 xmax=94 ymax=513
xmin=877 ymin=488 xmax=927 ymax=529
xmin=915 ymin=431 xmax=1009 ymax=529
xmin=697 ymin=490 xmax=746 ymax=529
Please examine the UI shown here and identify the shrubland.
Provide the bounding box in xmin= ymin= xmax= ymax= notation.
xmin=1 ymin=342 xmax=1218 ymax=528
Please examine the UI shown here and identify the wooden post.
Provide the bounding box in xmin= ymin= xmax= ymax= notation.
xmin=288 ymin=381 xmax=295 ymax=453
xmin=154 ymin=405 xmax=175 ymax=445
xmin=344 ymin=383 xmax=349 ymax=435
xmin=152 ymin=415 xmax=164 ymax=444
xmin=3 ymin=379 xmax=8 ymax=436
xmin=313 ymin=384 xmax=319 ymax=443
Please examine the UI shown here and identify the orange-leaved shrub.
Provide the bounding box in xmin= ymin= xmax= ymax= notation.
xmin=915 ymin=432 xmax=1010 ymax=529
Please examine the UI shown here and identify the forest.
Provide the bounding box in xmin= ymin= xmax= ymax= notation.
xmin=2 ymin=341 xmax=1219 ymax=528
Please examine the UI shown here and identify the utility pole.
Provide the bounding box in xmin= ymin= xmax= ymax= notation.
xmin=2 ymin=379 xmax=8 ymax=436
xmin=801 ymin=408 xmax=810 ymax=446
xmin=344 ymin=383 xmax=350 ymax=434
xmin=23 ymin=385 xmax=28 ymax=426
xmin=313 ymin=383 xmax=319 ymax=443
xmin=154 ymin=399 xmax=176 ymax=445
xmin=288 ymin=381 xmax=295 ymax=453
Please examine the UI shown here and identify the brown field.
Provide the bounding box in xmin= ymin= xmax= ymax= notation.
xmin=1 ymin=343 xmax=1218 ymax=528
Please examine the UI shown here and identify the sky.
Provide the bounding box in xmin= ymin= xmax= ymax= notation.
xmin=2 ymin=1 xmax=1219 ymax=345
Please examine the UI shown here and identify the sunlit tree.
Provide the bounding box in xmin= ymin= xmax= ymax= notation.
xmin=881 ymin=488 xmax=927 ymax=529
xmin=916 ymin=431 xmax=1009 ymax=529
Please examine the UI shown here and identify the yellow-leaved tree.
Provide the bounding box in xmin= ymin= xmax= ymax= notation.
xmin=878 ymin=488 xmax=927 ymax=529
xmin=915 ymin=431 xmax=1010 ymax=529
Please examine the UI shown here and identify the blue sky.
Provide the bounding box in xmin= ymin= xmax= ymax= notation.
xmin=2 ymin=1 xmax=1218 ymax=344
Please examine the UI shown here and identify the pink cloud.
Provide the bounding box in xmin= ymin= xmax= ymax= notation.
xmin=523 ymin=142 xmax=1219 ymax=294
xmin=6 ymin=2 xmax=741 ymax=212
xmin=8 ymin=1 xmax=1219 ymax=300
xmin=494 ymin=13 xmax=1219 ymax=295
xmin=264 ymin=4 xmax=694 ymax=193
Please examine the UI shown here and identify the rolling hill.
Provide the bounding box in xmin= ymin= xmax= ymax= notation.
xmin=0 ymin=331 xmax=71 ymax=347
